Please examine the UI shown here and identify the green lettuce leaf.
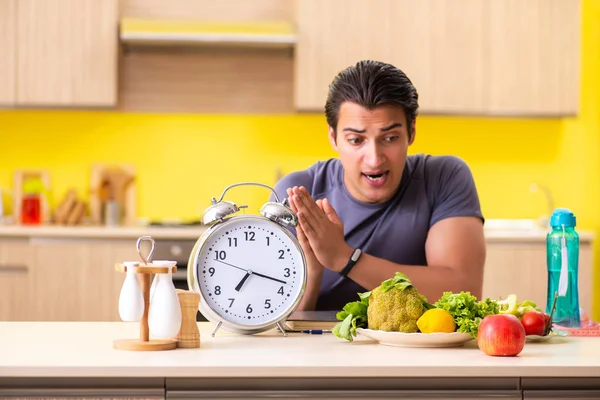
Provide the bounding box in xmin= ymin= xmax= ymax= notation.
xmin=434 ymin=292 xmax=500 ymax=338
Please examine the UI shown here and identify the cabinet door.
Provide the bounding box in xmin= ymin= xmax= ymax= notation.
xmin=3 ymin=397 xmax=162 ymax=400
xmin=294 ymin=0 xmax=488 ymax=113
xmin=0 ymin=238 xmax=33 ymax=321
xmin=1 ymin=392 xmax=163 ymax=400
xmin=29 ymin=238 xmax=138 ymax=321
xmin=294 ymin=0 xmax=396 ymax=111
xmin=483 ymin=241 xmax=593 ymax=313
xmin=482 ymin=242 xmax=547 ymax=306
xmin=167 ymin=391 xmax=521 ymax=399
xmin=294 ymin=0 xmax=580 ymax=116
xmin=524 ymin=390 xmax=600 ymax=399
xmin=0 ymin=0 xmax=16 ymax=106
xmin=423 ymin=0 xmax=487 ymax=113
xmin=16 ymin=0 xmax=118 ymax=107
xmin=487 ymin=0 xmax=580 ymax=115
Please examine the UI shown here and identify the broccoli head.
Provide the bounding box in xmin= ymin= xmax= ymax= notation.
xmin=367 ymin=272 xmax=428 ymax=332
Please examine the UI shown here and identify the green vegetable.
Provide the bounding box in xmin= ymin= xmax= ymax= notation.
xmin=517 ymin=299 xmax=542 ymax=316
xmin=498 ymin=294 xmax=542 ymax=318
xmin=367 ymin=272 xmax=428 ymax=333
xmin=434 ymin=291 xmax=499 ymax=338
xmin=332 ymin=291 xmax=370 ymax=341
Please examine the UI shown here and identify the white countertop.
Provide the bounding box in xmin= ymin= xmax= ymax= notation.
xmin=0 ymin=224 xmax=594 ymax=242
xmin=1 ymin=322 xmax=599 ymax=378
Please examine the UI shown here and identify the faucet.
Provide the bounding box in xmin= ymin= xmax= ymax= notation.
xmin=529 ymin=182 xmax=555 ymax=229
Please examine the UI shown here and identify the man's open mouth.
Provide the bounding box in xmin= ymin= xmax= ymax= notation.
xmin=362 ymin=171 xmax=389 ymax=182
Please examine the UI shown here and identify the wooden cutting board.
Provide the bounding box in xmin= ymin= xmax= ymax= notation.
xmin=90 ymin=164 xmax=137 ymax=226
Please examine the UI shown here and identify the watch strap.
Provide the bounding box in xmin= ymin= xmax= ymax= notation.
xmin=339 ymin=248 xmax=362 ymax=277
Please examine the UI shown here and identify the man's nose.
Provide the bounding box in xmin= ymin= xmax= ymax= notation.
xmin=363 ymin=142 xmax=386 ymax=167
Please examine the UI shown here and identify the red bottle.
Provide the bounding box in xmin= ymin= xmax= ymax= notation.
xmin=21 ymin=194 xmax=41 ymax=225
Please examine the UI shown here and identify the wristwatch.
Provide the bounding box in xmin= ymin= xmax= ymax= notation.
xmin=339 ymin=248 xmax=362 ymax=277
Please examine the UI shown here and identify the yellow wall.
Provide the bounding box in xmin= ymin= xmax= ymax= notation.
xmin=1 ymin=1 xmax=599 ymax=317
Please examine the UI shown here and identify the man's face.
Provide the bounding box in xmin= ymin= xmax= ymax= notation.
xmin=329 ymin=102 xmax=415 ymax=204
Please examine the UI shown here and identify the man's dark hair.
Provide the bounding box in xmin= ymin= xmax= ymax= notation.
xmin=324 ymin=60 xmax=419 ymax=139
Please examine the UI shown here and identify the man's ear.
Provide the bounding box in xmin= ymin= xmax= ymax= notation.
xmin=408 ymin=119 xmax=417 ymax=145
xmin=328 ymin=126 xmax=338 ymax=151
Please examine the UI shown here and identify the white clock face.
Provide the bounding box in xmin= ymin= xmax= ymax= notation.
xmin=192 ymin=216 xmax=306 ymax=328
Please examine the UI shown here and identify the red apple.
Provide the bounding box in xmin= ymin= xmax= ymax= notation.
xmin=477 ymin=314 xmax=526 ymax=357
xmin=521 ymin=310 xmax=549 ymax=336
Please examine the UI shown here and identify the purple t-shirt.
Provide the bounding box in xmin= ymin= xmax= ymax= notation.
xmin=272 ymin=153 xmax=484 ymax=311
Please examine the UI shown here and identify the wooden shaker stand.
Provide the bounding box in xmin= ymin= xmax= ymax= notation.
xmin=113 ymin=263 xmax=178 ymax=351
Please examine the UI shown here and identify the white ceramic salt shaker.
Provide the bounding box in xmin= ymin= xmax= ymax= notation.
xmin=148 ymin=261 xmax=182 ymax=338
xmin=118 ymin=261 xmax=144 ymax=322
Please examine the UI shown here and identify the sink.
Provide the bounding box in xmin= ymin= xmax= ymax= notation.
xmin=484 ymin=218 xmax=547 ymax=231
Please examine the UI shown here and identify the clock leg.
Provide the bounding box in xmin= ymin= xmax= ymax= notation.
xmin=276 ymin=321 xmax=288 ymax=337
xmin=211 ymin=320 xmax=223 ymax=337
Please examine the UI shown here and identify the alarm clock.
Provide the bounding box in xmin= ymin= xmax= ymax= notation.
xmin=187 ymin=182 xmax=307 ymax=336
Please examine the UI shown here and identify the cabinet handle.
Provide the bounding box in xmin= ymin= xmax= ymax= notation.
xmin=0 ymin=265 xmax=29 ymax=273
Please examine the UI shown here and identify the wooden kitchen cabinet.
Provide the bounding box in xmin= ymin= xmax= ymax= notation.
xmin=28 ymin=238 xmax=138 ymax=321
xmin=0 ymin=238 xmax=33 ymax=321
xmin=294 ymin=0 xmax=580 ymax=116
xmin=482 ymin=240 xmax=593 ymax=314
xmin=523 ymin=391 xmax=600 ymax=399
xmin=487 ymin=0 xmax=580 ymax=116
xmin=2 ymin=396 xmax=163 ymax=400
xmin=16 ymin=0 xmax=119 ymax=107
xmin=293 ymin=0 xmax=396 ymax=111
xmin=0 ymin=0 xmax=16 ymax=106
xmin=166 ymin=392 xmax=520 ymax=400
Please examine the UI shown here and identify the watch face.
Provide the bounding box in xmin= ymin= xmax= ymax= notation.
xmin=191 ymin=216 xmax=306 ymax=330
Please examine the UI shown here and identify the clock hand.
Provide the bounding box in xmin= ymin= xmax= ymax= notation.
xmin=252 ymin=271 xmax=287 ymax=285
xmin=214 ymin=259 xmax=248 ymax=273
xmin=235 ymin=271 xmax=252 ymax=292
xmin=214 ymin=259 xmax=286 ymax=285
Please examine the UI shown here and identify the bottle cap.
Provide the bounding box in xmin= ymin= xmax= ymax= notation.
xmin=550 ymin=208 xmax=576 ymax=227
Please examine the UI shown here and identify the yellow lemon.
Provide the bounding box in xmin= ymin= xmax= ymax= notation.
xmin=416 ymin=308 xmax=456 ymax=333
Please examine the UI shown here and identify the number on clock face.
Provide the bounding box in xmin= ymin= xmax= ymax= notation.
xmin=196 ymin=217 xmax=305 ymax=326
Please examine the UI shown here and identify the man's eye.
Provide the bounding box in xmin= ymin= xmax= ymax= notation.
xmin=384 ymin=136 xmax=399 ymax=143
xmin=348 ymin=138 xmax=363 ymax=145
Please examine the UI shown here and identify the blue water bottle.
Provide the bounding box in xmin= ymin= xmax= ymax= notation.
xmin=546 ymin=208 xmax=580 ymax=328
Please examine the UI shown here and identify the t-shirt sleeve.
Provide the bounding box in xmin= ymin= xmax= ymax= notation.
xmin=269 ymin=170 xmax=314 ymax=203
xmin=428 ymin=156 xmax=484 ymax=228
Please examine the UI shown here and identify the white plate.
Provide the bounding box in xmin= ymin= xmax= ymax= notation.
xmin=356 ymin=328 xmax=474 ymax=348
xmin=526 ymin=330 xmax=567 ymax=342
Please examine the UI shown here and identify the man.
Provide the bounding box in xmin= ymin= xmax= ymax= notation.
xmin=273 ymin=60 xmax=485 ymax=311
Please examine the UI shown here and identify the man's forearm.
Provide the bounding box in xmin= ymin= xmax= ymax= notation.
xmin=345 ymin=253 xmax=483 ymax=303
xmin=296 ymin=269 xmax=323 ymax=311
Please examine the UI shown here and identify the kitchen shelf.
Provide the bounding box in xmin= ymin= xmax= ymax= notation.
xmin=119 ymin=18 xmax=297 ymax=49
